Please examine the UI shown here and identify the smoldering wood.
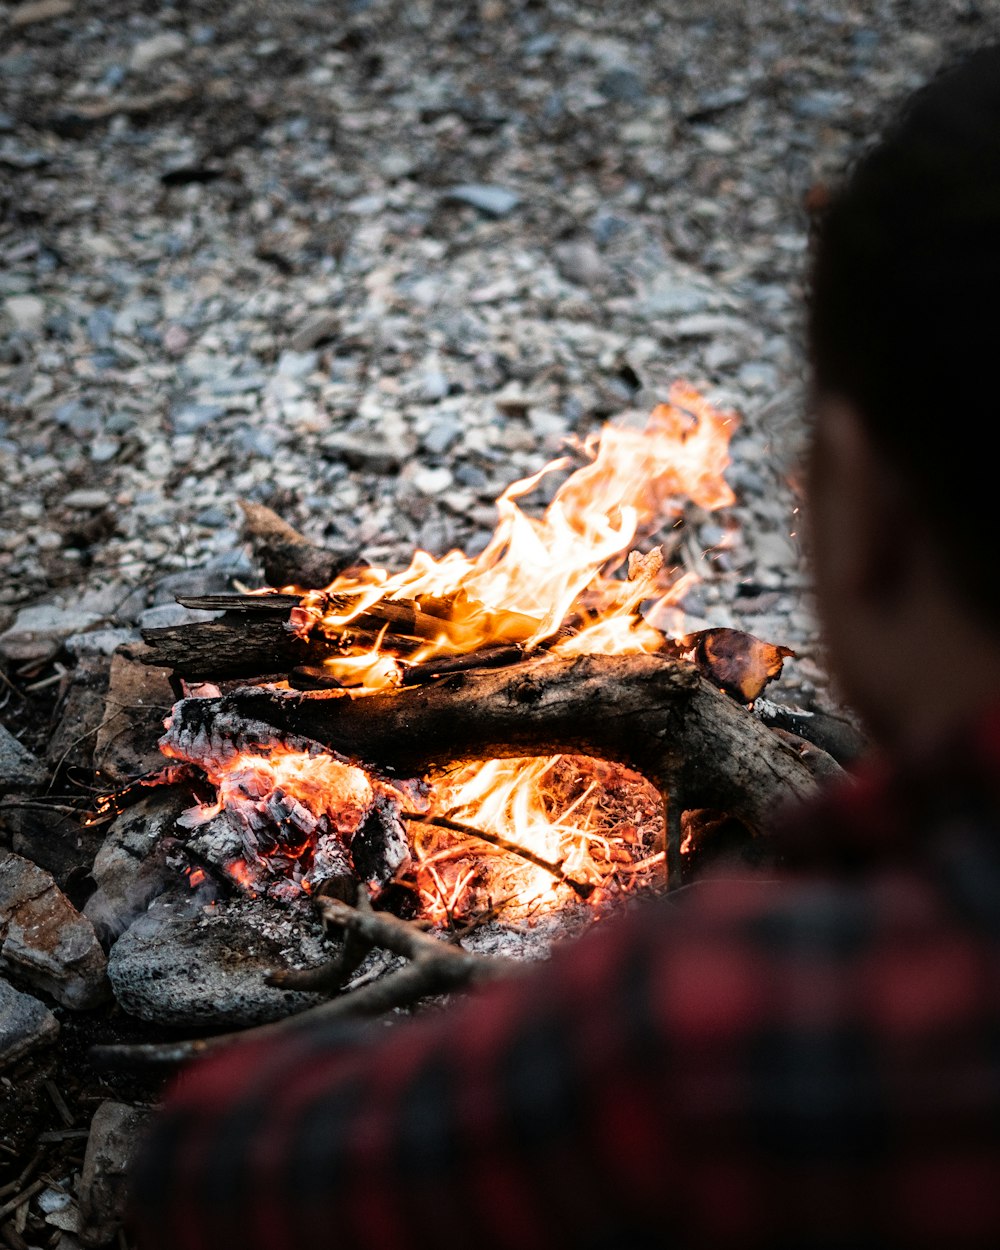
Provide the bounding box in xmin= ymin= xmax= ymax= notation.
xmin=402 ymin=643 xmax=525 ymax=684
xmin=140 ymin=614 xmax=425 ymax=679
xmin=164 ymin=653 xmax=839 ymax=838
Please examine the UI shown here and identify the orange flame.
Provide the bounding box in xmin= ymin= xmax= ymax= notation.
xmin=170 ymin=385 xmax=737 ymax=920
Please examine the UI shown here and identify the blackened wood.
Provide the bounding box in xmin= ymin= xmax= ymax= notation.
xmin=140 ymin=616 xmax=337 ymax=679
xmin=165 ymin=654 xmax=839 ymax=837
xmin=239 ymin=500 xmax=362 ymax=590
xmin=175 ymin=593 xmax=303 ymax=615
xmin=402 ymin=644 xmax=525 ymax=684
xmin=288 ymin=666 xmax=343 ymax=691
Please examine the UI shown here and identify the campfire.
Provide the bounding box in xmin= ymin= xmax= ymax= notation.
xmin=0 ymin=382 xmax=847 ymax=1245
xmin=124 ymin=382 xmax=812 ymax=931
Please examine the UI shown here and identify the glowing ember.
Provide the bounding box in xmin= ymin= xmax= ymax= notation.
xmin=163 ymin=385 xmax=738 ymax=921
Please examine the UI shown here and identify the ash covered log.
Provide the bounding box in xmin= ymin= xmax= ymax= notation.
xmin=163 ymin=654 xmax=839 ymax=837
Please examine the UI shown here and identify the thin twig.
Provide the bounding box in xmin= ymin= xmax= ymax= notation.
xmin=0 ymin=1178 xmax=46 ymax=1224
xmin=91 ymin=899 xmax=519 ymax=1068
xmin=403 ymin=812 xmax=594 ymax=898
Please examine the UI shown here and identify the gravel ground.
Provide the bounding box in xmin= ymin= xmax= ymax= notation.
xmin=2 ymin=0 xmax=997 ymax=708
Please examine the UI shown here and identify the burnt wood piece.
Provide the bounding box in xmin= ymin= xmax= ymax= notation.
xmin=141 ymin=615 xmax=338 ymax=679
xmin=288 ymin=666 xmax=344 ymax=691
xmin=164 ymin=654 xmax=840 ymax=840
xmin=174 ymin=590 xmax=535 ymax=647
xmin=402 ymin=644 xmax=525 ymax=685
xmin=175 ymin=594 xmax=303 ymax=615
xmin=239 ymin=500 xmax=362 ymax=589
xmin=141 ymin=612 xmax=427 ymax=680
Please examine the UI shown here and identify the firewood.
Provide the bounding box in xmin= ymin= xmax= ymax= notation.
xmin=163 ymin=654 xmax=840 ymax=838
xmin=239 ymin=501 xmax=362 ymax=589
xmin=140 ymin=615 xmax=425 ymax=680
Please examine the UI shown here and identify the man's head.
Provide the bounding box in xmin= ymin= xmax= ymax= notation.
xmin=806 ymin=47 xmax=1000 ymax=750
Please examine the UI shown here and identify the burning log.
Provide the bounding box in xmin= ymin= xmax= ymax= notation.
xmin=163 ymin=653 xmax=838 ymax=846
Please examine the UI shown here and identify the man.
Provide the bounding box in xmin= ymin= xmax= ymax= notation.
xmin=130 ymin=48 xmax=1000 ymax=1249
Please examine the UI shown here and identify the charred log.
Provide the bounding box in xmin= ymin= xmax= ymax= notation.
xmin=163 ymin=654 xmax=840 ymax=838
xmin=140 ymin=614 xmax=425 ymax=680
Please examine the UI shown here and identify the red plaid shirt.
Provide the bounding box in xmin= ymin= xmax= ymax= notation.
xmin=130 ymin=708 xmax=1000 ymax=1249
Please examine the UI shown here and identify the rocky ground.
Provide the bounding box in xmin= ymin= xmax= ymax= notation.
xmin=2 ymin=0 xmax=996 ymax=709
xmin=2 ymin=2 xmax=999 ymax=1243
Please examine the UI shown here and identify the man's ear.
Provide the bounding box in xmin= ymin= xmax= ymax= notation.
xmin=808 ymin=399 xmax=910 ymax=610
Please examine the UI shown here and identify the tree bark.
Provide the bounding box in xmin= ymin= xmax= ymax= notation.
xmin=163 ymin=653 xmax=839 ymax=836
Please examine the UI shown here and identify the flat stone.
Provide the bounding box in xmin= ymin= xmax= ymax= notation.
xmin=129 ymin=31 xmax=187 ymax=72
xmin=553 ymin=240 xmax=609 ymax=288
xmin=62 ymin=489 xmax=111 ymax=510
xmin=137 ymin=603 xmax=219 ymax=629
xmin=421 ymin=416 xmax=463 ymax=456
xmin=85 ymin=789 xmax=190 ymax=942
xmin=2 ymin=294 xmax=46 ymax=335
xmin=0 ymin=602 xmax=105 ymax=663
xmin=93 ymin=645 xmax=175 ymax=784
xmin=0 ymin=853 xmax=109 ymax=1009
xmin=64 ymin=627 xmax=138 ymax=657
xmin=0 ymin=723 xmax=47 ymax=790
xmin=322 ymin=432 xmax=409 ymax=474
xmin=0 ymin=978 xmax=59 ymax=1067
xmin=9 ymin=0 xmax=73 ymax=27
xmin=7 ymin=804 xmax=105 ymax=894
xmin=443 ymin=184 xmax=522 ymax=218
xmin=45 ymin=656 xmax=108 ymax=773
xmin=78 ymin=1102 xmax=152 ymax=1249
xmin=108 ymin=895 xmax=325 ymax=1026
xmin=289 ymin=310 xmax=339 ymax=352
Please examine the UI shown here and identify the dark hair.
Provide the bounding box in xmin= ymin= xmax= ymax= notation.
xmin=808 ymin=46 xmax=1000 ymax=624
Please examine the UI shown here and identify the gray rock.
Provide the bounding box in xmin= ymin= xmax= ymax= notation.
xmin=421 ymin=416 xmax=463 ymax=456
xmin=0 ymin=602 xmax=105 ymax=662
xmin=2 ymin=294 xmax=45 ymax=335
xmin=63 ymin=489 xmax=111 ymax=510
xmin=0 ymin=724 xmax=47 ymax=790
xmin=289 ymin=311 xmax=339 ymax=353
xmin=0 ymin=978 xmax=59 ymax=1067
xmin=64 ymin=627 xmax=138 ymax=657
xmin=322 ymin=432 xmax=408 ymax=474
xmin=129 ymin=31 xmax=187 ymax=72
xmin=0 ymin=853 xmax=109 ymax=1009
xmin=87 ymin=790 xmax=190 ymax=943
xmin=598 ymin=66 xmax=645 ymax=103
xmin=54 ymin=401 xmax=101 ymax=437
xmin=793 ymin=89 xmax=850 ymax=121
xmin=420 ymin=369 xmax=450 ymax=402
xmin=554 ymin=240 xmax=609 ymax=288
xmin=443 ymin=184 xmax=522 ymax=218
xmin=108 ymin=896 xmax=325 ymax=1026
xmin=138 ymin=603 xmax=220 ymax=629
xmin=78 ymin=1102 xmax=152 ymax=1249
xmin=170 ymin=402 xmax=225 ymax=433
xmin=86 ymin=308 xmax=115 ymax=348
xmin=93 ymin=647 xmax=175 ymax=784
xmin=641 ymin=279 xmax=720 ymax=318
